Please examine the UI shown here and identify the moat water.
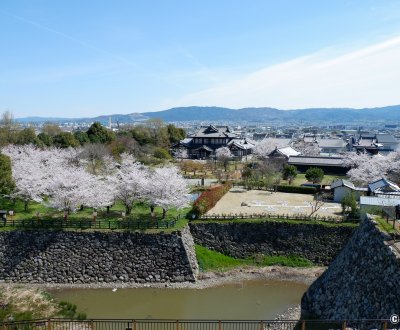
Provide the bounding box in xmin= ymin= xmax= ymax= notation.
xmin=51 ymin=280 xmax=308 ymax=319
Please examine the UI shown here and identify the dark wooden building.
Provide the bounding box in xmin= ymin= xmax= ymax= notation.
xmin=172 ymin=125 xmax=254 ymax=159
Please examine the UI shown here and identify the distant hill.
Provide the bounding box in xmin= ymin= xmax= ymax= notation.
xmin=143 ymin=106 xmax=400 ymax=122
xmin=15 ymin=105 xmax=400 ymax=124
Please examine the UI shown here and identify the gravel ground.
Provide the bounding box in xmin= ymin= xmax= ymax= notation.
xmin=207 ymin=188 xmax=342 ymax=218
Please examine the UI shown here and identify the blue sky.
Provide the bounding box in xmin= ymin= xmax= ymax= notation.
xmin=2 ymin=0 xmax=400 ymax=117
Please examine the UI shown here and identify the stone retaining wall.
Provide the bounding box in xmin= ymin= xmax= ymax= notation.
xmin=189 ymin=221 xmax=355 ymax=265
xmin=301 ymin=216 xmax=400 ymax=319
xmin=0 ymin=230 xmax=196 ymax=284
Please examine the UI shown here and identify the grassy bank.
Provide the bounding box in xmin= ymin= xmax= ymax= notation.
xmin=0 ymin=286 xmax=86 ymax=321
xmin=375 ymin=216 xmax=399 ymax=234
xmin=281 ymin=173 xmax=347 ymax=186
xmin=0 ymin=198 xmax=190 ymax=232
xmin=195 ymin=245 xmax=314 ymax=272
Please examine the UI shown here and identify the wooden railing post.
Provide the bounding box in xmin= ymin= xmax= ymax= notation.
xmin=259 ymin=320 xmax=264 ymax=330
xmin=342 ymin=320 xmax=346 ymax=330
xmin=176 ymin=320 xmax=179 ymax=330
xmin=219 ymin=320 xmax=222 ymax=330
xmin=383 ymin=320 xmax=387 ymax=330
xmin=301 ymin=320 xmax=305 ymax=330
xmin=91 ymin=319 xmax=95 ymax=330
xmin=47 ymin=319 xmax=52 ymax=330
xmin=133 ymin=320 xmax=136 ymax=330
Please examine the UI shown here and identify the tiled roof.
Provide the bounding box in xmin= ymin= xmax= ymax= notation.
xmin=368 ymin=178 xmax=400 ymax=193
xmin=360 ymin=196 xmax=400 ymax=207
xmin=288 ymin=156 xmax=344 ymax=166
xmin=277 ymin=146 xmax=300 ymax=157
xmin=376 ymin=134 xmax=398 ymax=144
xmin=331 ymin=179 xmax=355 ymax=189
xmin=319 ymin=139 xmax=347 ymax=148
xmin=191 ymin=125 xmax=238 ymax=138
xmin=228 ymin=139 xmax=255 ymax=150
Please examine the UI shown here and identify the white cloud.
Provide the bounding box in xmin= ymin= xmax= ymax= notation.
xmin=168 ymin=35 xmax=400 ymax=109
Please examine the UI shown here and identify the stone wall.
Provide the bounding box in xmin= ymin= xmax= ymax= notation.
xmin=189 ymin=221 xmax=355 ymax=265
xmin=181 ymin=225 xmax=199 ymax=277
xmin=0 ymin=230 xmax=197 ymax=284
xmin=301 ymin=216 xmax=400 ymax=319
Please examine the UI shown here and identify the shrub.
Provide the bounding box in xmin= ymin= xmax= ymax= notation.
xmin=282 ymin=165 xmax=298 ymax=181
xmin=191 ymin=182 xmax=232 ymax=216
xmin=153 ymin=147 xmax=172 ymax=159
xmin=305 ymin=167 xmax=324 ymax=184
xmin=276 ymin=185 xmax=317 ymax=194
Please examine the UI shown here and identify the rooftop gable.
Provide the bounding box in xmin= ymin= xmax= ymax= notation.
xmin=368 ymin=178 xmax=400 ymax=193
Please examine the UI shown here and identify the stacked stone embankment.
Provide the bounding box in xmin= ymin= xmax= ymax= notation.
xmin=0 ymin=228 xmax=197 ymax=284
xmin=301 ymin=216 xmax=400 ymax=320
xmin=189 ymin=221 xmax=355 ymax=265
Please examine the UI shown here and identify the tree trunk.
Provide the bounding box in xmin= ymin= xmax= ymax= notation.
xmin=126 ymin=205 xmax=132 ymax=215
xmin=24 ymin=200 xmax=28 ymax=212
xmin=106 ymin=205 xmax=110 ymax=213
xmin=162 ymin=208 xmax=167 ymax=219
xmin=150 ymin=205 xmax=155 ymax=217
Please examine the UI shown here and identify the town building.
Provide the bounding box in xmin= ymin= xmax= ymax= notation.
xmin=318 ymin=139 xmax=348 ymax=154
xmin=173 ymin=125 xmax=254 ymax=159
xmin=350 ymin=133 xmax=399 ymax=155
xmin=287 ymin=156 xmax=348 ymax=175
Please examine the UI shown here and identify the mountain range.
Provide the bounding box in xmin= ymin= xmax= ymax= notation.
xmin=16 ymin=105 xmax=400 ymax=124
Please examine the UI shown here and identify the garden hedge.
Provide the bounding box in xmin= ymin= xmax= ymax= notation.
xmin=276 ymin=185 xmax=317 ymax=194
xmin=191 ymin=182 xmax=232 ymax=217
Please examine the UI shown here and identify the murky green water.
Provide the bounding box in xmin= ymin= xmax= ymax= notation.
xmin=51 ymin=280 xmax=308 ymax=320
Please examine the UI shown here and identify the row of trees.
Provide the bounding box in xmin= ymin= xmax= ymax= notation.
xmin=2 ymin=145 xmax=191 ymax=218
xmin=0 ymin=112 xmax=185 ymax=165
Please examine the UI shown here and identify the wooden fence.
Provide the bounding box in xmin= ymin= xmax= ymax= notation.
xmin=0 ymin=218 xmax=177 ymax=230
xmin=199 ymin=213 xmax=359 ymax=223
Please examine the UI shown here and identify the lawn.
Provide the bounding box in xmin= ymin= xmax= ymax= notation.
xmin=195 ymin=244 xmax=314 ymax=272
xmin=0 ymin=198 xmax=191 ymax=231
xmin=281 ymin=173 xmax=347 ymax=186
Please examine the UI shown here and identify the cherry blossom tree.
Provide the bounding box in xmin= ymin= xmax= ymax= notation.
xmin=110 ymin=153 xmax=148 ymax=215
xmin=292 ymin=141 xmax=320 ymax=156
xmin=342 ymin=151 xmax=399 ymax=185
xmin=253 ymin=138 xmax=290 ymax=158
xmin=216 ymin=147 xmax=232 ymax=171
xmin=144 ymin=166 xmax=190 ymax=218
xmin=2 ymin=145 xmax=50 ymax=210
xmin=46 ymin=164 xmax=94 ymax=218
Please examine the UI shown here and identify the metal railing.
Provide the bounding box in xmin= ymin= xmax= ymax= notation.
xmin=0 ymin=218 xmax=177 ymax=230
xmin=0 ymin=319 xmax=392 ymax=330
